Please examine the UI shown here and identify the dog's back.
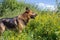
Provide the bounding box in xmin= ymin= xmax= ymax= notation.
xmin=0 ymin=18 xmax=18 ymax=29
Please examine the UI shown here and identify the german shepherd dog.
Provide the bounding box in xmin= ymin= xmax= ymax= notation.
xmin=0 ymin=7 xmax=37 ymax=34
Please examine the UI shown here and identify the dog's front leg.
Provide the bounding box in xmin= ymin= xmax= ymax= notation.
xmin=18 ymin=22 xmax=25 ymax=33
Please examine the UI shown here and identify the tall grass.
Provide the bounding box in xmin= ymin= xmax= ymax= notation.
xmin=0 ymin=1 xmax=60 ymax=40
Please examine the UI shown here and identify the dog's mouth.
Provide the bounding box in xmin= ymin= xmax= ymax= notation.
xmin=30 ymin=14 xmax=37 ymax=19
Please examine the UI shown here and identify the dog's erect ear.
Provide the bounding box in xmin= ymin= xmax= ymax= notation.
xmin=26 ymin=7 xmax=29 ymax=10
xmin=25 ymin=7 xmax=30 ymax=13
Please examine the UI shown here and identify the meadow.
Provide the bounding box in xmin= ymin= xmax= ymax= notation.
xmin=0 ymin=0 xmax=60 ymax=40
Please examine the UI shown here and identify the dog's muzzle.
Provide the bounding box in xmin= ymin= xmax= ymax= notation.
xmin=30 ymin=14 xmax=37 ymax=19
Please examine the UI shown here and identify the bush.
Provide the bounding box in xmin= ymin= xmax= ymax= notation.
xmin=0 ymin=0 xmax=60 ymax=40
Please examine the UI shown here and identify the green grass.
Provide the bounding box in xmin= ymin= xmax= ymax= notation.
xmin=0 ymin=11 xmax=60 ymax=40
xmin=0 ymin=1 xmax=60 ymax=40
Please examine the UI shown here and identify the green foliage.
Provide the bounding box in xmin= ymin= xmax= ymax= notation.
xmin=26 ymin=13 xmax=60 ymax=40
xmin=0 ymin=0 xmax=60 ymax=40
xmin=0 ymin=3 xmax=3 ymax=16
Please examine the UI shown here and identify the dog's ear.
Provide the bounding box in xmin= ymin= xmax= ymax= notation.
xmin=26 ymin=7 xmax=29 ymax=11
xmin=25 ymin=7 xmax=30 ymax=13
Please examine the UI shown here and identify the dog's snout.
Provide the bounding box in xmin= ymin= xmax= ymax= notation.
xmin=35 ymin=14 xmax=37 ymax=16
xmin=35 ymin=14 xmax=37 ymax=17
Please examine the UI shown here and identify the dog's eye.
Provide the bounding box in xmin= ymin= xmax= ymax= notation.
xmin=32 ymin=12 xmax=34 ymax=14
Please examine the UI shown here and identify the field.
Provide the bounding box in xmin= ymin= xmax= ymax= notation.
xmin=0 ymin=0 xmax=60 ymax=40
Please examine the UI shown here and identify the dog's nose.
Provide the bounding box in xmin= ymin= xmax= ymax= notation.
xmin=35 ymin=14 xmax=37 ymax=16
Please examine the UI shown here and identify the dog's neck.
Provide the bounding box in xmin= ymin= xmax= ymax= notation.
xmin=16 ymin=14 xmax=30 ymax=25
xmin=20 ymin=18 xmax=29 ymax=25
xmin=21 ymin=14 xmax=29 ymax=25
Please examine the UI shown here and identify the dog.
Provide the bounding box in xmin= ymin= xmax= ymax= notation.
xmin=0 ymin=7 xmax=37 ymax=34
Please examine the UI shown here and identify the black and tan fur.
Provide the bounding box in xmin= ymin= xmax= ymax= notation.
xmin=0 ymin=7 xmax=37 ymax=34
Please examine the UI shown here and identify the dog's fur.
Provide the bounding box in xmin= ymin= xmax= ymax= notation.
xmin=0 ymin=7 xmax=37 ymax=34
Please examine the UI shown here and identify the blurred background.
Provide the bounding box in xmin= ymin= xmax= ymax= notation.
xmin=0 ymin=0 xmax=60 ymax=40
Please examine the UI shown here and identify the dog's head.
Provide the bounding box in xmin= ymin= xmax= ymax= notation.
xmin=17 ymin=7 xmax=37 ymax=25
xmin=25 ymin=7 xmax=37 ymax=19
